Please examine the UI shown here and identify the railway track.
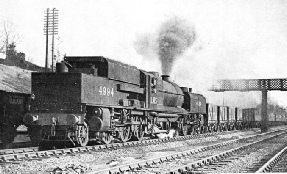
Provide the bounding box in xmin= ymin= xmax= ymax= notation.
xmin=0 ymin=130 xmax=230 ymax=162
xmin=167 ymin=129 xmax=287 ymax=174
xmin=1 ymin=128 xmax=285 ymax=173
xmin=82 ymin=128 xmax=287 ymax=174
xmin=256 ymin=145 xmax=287 ymax=173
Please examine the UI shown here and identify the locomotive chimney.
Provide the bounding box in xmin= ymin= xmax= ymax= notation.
xmin=162 ymin=75 xmax=170 ymax=81
xmin=189 ymin=88 xmax=192 ymax=93
xmin=180 ymin=87 xmax=188 ymax=93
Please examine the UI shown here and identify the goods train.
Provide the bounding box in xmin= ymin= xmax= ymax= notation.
xmin=242 ymin=106 xmax=287 ymax=128
xmin=21 ymin=56 xmax=286 ymax=147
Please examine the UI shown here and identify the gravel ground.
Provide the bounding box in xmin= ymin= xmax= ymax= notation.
xmin=214 ymin=133 xmax=287 ymax=173
xmin=130 ymin=129 xmax=284 ymax=173
xmin=0 ymin=127 xmax=283 ymax=174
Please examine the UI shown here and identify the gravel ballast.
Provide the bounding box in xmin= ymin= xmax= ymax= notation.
xmin=0 ymin=127 xmax=284 ymax=174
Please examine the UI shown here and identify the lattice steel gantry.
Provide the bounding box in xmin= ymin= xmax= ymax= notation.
xmin=210 ymin=78 xmax=287 ymax=133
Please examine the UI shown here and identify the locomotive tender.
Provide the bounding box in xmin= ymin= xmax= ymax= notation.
xmin=23 ymin=56 xmax=242 ymax=146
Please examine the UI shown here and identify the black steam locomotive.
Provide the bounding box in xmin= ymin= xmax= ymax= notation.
xmin=22 ymin=56 xmax=249 ymax=146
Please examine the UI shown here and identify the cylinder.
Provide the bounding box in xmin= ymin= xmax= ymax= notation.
xmin=88 ymin=117 xmax=103 ymax=131
xmin=88 ymin=108 xmax=111 ymax=131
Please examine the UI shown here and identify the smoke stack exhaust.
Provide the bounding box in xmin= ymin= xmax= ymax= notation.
xmin=157 ymin=17 xmax=196 ymax=75
xmin=162 ymin=75 xmax=170 ymax=81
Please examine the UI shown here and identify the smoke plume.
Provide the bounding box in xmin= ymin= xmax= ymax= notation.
xmin=134 ymin=17 xmax=196 ymax=75
xmin=157 ymin=17 xmax=196 ymax=75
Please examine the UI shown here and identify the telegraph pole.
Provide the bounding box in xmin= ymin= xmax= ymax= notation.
xmin=44 ymin=8 xmax=49 ymax=72
xmin=44 ymin=8 xmax=58 ymax=72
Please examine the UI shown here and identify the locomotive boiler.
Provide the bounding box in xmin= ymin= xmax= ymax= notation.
xmin=23 ymin=56 xmax=207 ymax=146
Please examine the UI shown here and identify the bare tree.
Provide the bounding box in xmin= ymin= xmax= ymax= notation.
xmin=0 ymin=17 xmax=21 ymax=57
xmin=55 ymin=36 xmax=64 ymax=62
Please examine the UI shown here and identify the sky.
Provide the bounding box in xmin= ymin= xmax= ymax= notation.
xmin=1 ymin=0 xmax=287 ymax=107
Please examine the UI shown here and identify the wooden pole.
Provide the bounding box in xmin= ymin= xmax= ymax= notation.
xmin=45 ymin=8 xmax=49 ymax=72
xmin=51 ymin=8 xmax=55 ymax=72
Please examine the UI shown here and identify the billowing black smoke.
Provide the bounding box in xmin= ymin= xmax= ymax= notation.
xmin=134 ymin=17 xmax=196 ymax=75
xmin=157 ymin=17 xmax=196 ymax=75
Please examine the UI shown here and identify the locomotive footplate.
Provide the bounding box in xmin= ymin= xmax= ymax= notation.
xmin=114 ymin=120 xmax=142 ymax=126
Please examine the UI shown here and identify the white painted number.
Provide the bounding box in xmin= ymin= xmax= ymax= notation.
xmin=99 ymin=86 xmax=114 ymax=97
xmin=107 ymin=88 xmax=110 ymax=96
xmin=103 ymin=87 xmax=106 ymax=95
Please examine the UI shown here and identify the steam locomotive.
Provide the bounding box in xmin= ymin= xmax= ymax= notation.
xmin=21 ymin=56 xmax=256 ymax=146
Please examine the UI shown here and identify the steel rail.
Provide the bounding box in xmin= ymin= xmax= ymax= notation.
xmin=256 ymin=145 xmax=287 ymax=173
xmin=169 ymin=130 xmax=287 ymax=174
xmin=0 ymin=146 xmax=39 ymax=155
xmin=87 ymin=128 xmax=287 ymax=174
xmin=0 ymin=130 xmax=226 ymax=162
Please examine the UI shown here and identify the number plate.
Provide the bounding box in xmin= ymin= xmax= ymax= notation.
xmin=99 ymin=86 xmax=114 ymax=97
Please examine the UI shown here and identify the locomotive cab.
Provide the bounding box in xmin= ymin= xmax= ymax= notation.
xmin=63 ymin=57 xmax=108 ymax=77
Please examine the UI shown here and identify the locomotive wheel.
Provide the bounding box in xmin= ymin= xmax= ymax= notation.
xmin=101 ymin=132 xmax=112 ymax=144
xmin=191 ymin=126 xmax=199 ymax=134
xmin=207 ymin=126 xmax=211 ymax=133
xmin=132 ymin=124 xmax=144 ymax=141
xmin=76 ymin=123 xmax=89 ymax=147
xmin=181 ymin=125 xmax=188 ymax=136
xmin=118 ymin=126 xmax=131 ymax=142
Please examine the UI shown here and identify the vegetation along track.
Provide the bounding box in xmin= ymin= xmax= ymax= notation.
xmin=0 ymin=130 xmax=231 ymax=162
xmin=88 ymin=128 xmax=287 ymax=174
